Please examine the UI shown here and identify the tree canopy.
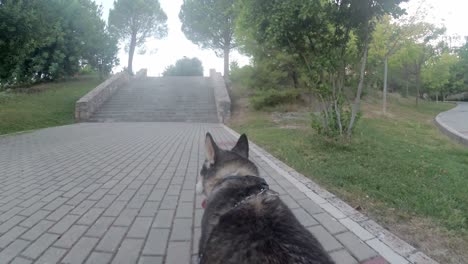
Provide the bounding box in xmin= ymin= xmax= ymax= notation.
xmin=237 ymin=0 xmax=407 ymax=138
xmin=109 ymin=0 xmax=168 ymax=75
xmin=162 ymin=57 xmax=204 ymax=77
xmin=0 ymin=0 xmax=118 ymax=86
xmin=179 ymin=0 xmax=237 ymax=78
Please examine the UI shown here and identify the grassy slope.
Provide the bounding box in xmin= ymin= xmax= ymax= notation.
xmin=230 ymin=95 xmax=468 ymax=235
xmin=0 ymin=77 xmax=101 ymax=135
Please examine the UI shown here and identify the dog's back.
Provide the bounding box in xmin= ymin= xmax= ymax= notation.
xmin=199 ymin=176 xmax=334 ymax=264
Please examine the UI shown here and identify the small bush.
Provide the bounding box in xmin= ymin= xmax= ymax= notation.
xmin=250 ymin=89 xmax=302 ymax=110
xmin=311 ymin=101 xmax=361 ymax=139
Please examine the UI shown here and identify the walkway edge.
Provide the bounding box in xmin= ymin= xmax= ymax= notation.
xmin=223 ymin=125 xmax=438 ymax=264
xmin=435 ymin=104 xmax=468 ymax=147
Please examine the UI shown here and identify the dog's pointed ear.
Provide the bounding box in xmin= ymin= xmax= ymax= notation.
xmin=232 ymin=134 xmax=249 ymax=159
xmin=205 ymin=133 xmax=218 ymax=164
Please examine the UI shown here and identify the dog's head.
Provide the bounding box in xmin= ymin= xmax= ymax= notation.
xmin=196 ymin=133 xmax=259 ymax=199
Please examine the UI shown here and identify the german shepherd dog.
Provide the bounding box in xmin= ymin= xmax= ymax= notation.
xmin=196 ymin=133 xmax=334 ymax=264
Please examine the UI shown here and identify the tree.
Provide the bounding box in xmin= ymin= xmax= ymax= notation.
xmin=238 ymin=0 xmax=406 ymax=139
xmin=0 ymin=0 xmax=118 ymax=86
xmin=109 ymin=0 xmax=167 ymax=75
xmin=179 ymin=0 xmax=237 ymax=79
xmin=422 ymin=52 xmax=458 ymax=101
xmin=450 ymin=38 xmax=468 ymax=93
xmin=162 ymin=57 xmax=204 ymax=76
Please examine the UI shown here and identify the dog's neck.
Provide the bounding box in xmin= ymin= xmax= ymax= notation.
xmin=210 ymin=175 xmax=271 ymax=208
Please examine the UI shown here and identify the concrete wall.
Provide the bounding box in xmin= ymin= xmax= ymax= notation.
xmin=75 ymin=69 xmax=147 ymax=122
xmin=210 ymin=69 xmax=231 ymax=123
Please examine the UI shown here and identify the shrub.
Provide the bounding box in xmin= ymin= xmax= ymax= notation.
xmin=311 ymin=102 xmax=361 ymax=139
xmin=250 ymin=89 xmax=302 ymax=110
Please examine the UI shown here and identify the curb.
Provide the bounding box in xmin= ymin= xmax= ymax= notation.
xmin=434 ymin=104 xmax=468 ymax=147
xmin=223 ymin=125 xmax=438 ymax=264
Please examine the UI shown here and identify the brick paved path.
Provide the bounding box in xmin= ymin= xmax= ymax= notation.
xmin=0 ymin=123 xmax=435 ymax=264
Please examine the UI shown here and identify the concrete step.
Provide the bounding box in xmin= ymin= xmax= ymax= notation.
xmin=90 ymin=76 xmax=219 ymax=123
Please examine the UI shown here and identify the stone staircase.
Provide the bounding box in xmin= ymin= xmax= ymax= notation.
xmin=88 ymin=76 xmax=219 ymax=123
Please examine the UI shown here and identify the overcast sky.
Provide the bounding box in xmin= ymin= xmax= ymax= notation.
xmin=95 ymin=0 xmax=468 ymax=77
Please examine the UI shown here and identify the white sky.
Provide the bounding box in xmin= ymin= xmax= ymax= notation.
xmin=95 ymin=0 xmax=468 ymax=77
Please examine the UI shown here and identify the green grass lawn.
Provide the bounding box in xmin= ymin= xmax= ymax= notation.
xmin=231 ymin=96 xmax=468 ymax=234
xmin=0 ymin=76 xmax=101 ymax=135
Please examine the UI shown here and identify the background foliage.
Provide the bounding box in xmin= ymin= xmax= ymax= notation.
xmin=0 ymin=0 xmax=119 ymax=87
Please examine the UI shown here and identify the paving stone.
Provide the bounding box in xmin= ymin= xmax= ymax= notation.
xmin=54 ymin=225 xmax=88 ymax=248
xmin=153 ymin=210 xmax=175 ymax=228
xmin=180 ymin=190 xmax=195 ymax=202
xmin=21 ymin=233 xmax=60 ymax=259
xmin=86 ymin=217 xmax=115 ymax=238
xmin=170 ymin=218 xmax=192 ymax=241
xmin=46 ymin=205 xmax=74 ymax=221
xmin=0 ymin=216 xmax=26 ymax=234
xmin=160 ymin=196 xmax=178 ymax=210
xmin=96 ymin=226 xmax=127 ymax=252
xmin=0 ymin=226 xmax=27 ymax=249
xmin=176 ymin=202 xmax=194 ymax=219
xmin=48 ymin=215 xmax=80 ymax=234
xmin=35 ymin=247 xmax=67 ymax=264
xmin=166 ymin=241 xmax=191 ymax=264
xmin=297 ymin=198 xmax=324 ymax=215
xmin=194 ymin=209 xmax=203 ymax=228
xmin=330 ymin=249 xmax=359 ymax=264
xmin=361 ymin=256 xmax=390 ymax=264
xmin=112 ymin=239 xmax=144 ymax=264
xmin=193 ymin=227 xmax=201 ymax=255
xmin=366 ymin=238 xmax=409 ymax=264
xmin=292 ymin=208 xmax=318 ymax=227
xmin=20 ymin=210 xmax=50 ymax=228
xmin=138 ymin=256 xmax=163 ymax=264
xmin=142 ymin=229 xmax=170 ymax=255
xmin=340 ymin=218 xmax=374 ymax=241
xmin=336 ymin=232 xmax=378 ymax=261
xmin=94 ymin=194 xmax=117 ymax=208
xmin=0 ymin=239 xmax=30 ymax=263
xmin=77 ymin=208 xmax=105 ymax=225
xmin=103 ymin=201 xmax=127 ymax=217
xmin=10 ymin=257 xmax=33 ymax=264
xmin=148 ymin=189 xmax=165 ymax=201
xmin=70 ymin=200 xmax=95 ymax=216
xmin=307 ymin=226 xmax=343 ymax=252
xmin=313 ymin=213 xmax=348 ymax=235
xmin=61 ymin=237 xmax=99 ymax=264
xmin=18 ymin=202 xmax=47 ymax=217
xmin=114 ymin=209 xmax=139 ymax=226
xmin=86 ymin=252 xmax=113 ymax=264
xmin=127 ymin=217 xmax=153 ymax=238
xmin=279 ymin=195 xmax=300 ymax=209
xmin=139 ymin=202 xmax=160 ymax=217
xmin=21 ymin=220 xmax=55 ymax=241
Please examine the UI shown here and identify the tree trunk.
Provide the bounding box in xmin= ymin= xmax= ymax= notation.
xmin=436 ymin=93 xmax=439 ymax=103
xmin=415 ymin=70 xmax=420 ymax=107
xmin=348 ymin=23 xmax=370 ymax=138
xmin=223 ymin=47 xmax=230 ymax=80
xmin=383 ymin=56 xmax=388 ymax=114
xmin=405 ymin=73 xmax=409 ymax=97
xmin=127 ymin=32 xmax=137 ymax=75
